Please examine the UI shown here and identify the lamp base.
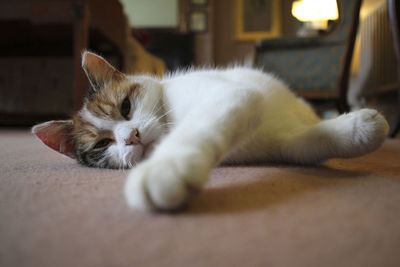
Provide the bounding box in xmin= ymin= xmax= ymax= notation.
xmin=296 ymin=21 xmax=328 ymax=37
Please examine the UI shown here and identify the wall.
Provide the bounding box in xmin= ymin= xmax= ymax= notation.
xmin=213 ymin=0 xmax=253 ymax=66
xmin=120 ymin=0 xmax=179 ymax=28
xmin=120 ymin=0 xmax=299 ymax=67
xmin=212 ymin=0 xmax=299 ymax=66
xmin=351 ymin=0 xmax=386 ymax=75
xmin=183 ymin=0 xmax=216 ymax=66
xmin=349 ymin=0 xmax=394 ymax=108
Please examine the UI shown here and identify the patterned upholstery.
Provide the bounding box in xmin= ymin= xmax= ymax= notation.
xmin=255 ymin=0 xmax=359 ymax=97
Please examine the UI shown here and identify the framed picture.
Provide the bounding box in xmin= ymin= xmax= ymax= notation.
xmin=235 ymin=0 xmax=281 ymax=41
xmin=189 ymin=11 xmax=208 ymax=33
xmin=190 ymin=0 xmax=208 ymax=7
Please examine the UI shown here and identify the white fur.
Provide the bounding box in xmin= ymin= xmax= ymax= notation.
xmin=120 ymin=67 xmax=389 ymax=211
xmin=77 ymin=78 xmax=167 ymax=169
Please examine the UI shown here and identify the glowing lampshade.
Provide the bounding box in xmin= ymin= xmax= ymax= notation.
xmin=292 ymin=0 xmax=339 ymax=22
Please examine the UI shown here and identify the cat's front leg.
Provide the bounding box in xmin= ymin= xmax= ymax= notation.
xmin=124 ymin=146 xmax=211 ymax=211
xmin=124 ymin=89 xmax=264 ymax=211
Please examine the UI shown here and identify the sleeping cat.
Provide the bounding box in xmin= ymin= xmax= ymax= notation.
xmin=33 ymin=51 xmax=389 ymax=211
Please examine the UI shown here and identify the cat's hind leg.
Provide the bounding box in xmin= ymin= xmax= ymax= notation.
xmin=281 ymin=109 xmax=389 ymax=164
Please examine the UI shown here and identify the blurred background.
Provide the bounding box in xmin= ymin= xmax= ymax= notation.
xmin=0 ymin=0 xmax=398 ymax=137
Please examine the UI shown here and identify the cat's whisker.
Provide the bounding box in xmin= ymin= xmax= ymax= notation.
xmin=158 ymin=122 xmax=176 ymax=130
xmin=159 ymin=122 xmax=176 ymax=126
xmin=148 ymin=94 xmax=163 ymax=117
xmin=151 ymin=102 xmax=164 ymax=116
xmin=153 ymin=100 xmax=167 ymax=118
xmin=152 ymin=107 xmax=176 ymax=123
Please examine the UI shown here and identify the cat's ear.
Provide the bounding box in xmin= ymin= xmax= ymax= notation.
xmin=81 ymin=51 xmax=125 ymax=91
xmin=32 ymin=120 xmax=75 ymax=158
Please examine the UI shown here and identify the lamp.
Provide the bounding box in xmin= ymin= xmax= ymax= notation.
xmin=292 ymin=0 xmax=339 ymax=35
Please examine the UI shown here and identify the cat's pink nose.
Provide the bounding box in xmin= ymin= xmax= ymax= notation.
xmin=125 ymin=129 xmax=141 ymax=146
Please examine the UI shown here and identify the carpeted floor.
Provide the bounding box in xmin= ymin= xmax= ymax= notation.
xmin=1 ymin=129 xmax=399 ymax=267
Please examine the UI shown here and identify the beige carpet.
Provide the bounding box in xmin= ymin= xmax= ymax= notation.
xmin=1 ymin=129 xmax=400 ymax=267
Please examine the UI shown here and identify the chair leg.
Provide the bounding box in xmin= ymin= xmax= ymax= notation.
xmin=389 ymin=93 xmax=400 ymax=137
xmin=390 ymin=116 xmax=400 ymax=137
xmin=337 ymin=91 xmax=350 ymax=114
xmin=388 ymin=0 xmax=400 ymax=137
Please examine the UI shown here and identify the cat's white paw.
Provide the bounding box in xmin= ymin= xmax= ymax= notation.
xmin=338 ymin=108 xmax=389 ymax=157
xmin=124 ymin=154 xmax=208 ymax=211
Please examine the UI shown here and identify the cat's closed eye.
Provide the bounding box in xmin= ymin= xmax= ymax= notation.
xmin=121 ymin=97 xmax=131 ymax=119
xmin=93 ymin=138 xmax=113 ymax=149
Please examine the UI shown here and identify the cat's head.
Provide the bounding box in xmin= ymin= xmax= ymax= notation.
xmin=32 ymin=51 xmax=167 ymax=169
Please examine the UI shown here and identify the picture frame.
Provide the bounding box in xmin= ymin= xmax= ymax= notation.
xmin=189 ymin=11 xmax=208 ymax=33
xmin=234 ymin=0 xmax=281 ymax=41
xmin=190 ymin=0 xmax=208 ymax=7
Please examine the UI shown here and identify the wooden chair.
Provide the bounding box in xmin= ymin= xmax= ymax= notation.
xmin=387 ymin=0 xmax=400 ymax=137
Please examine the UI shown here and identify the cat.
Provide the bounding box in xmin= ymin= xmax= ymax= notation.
xmin=33 ymin=51 xmax=389 ymax=212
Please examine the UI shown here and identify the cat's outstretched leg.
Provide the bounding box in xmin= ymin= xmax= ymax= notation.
xmin=282 ymin=109 xmax=389 ymax=164
xmin=125 ymin=89 xmax=264 ymax=211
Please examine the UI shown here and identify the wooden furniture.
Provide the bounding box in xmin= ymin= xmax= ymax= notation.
xmin=0 ymin=0 xmax=126 ymax=114
xmin=0 ymin=0 xmax=165 ymax=126
xmin=387 ymin=0 xmax=400 ymax=137
xmin=255 ymin=0 xmax=362 ymax=113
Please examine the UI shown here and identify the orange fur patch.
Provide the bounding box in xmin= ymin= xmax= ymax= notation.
xmin=86 ymin=81 xmax=139 ymax=120
xmin=73 ymin=81 xmax=140 ymax=150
